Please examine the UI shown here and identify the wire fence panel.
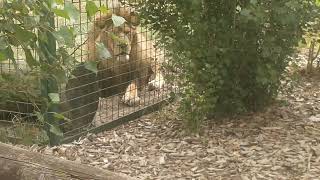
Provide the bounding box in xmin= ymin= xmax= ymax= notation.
xmin=0 ymin=0 xmax=174 ymax=144
xmin=60 ymin=0 xmax=173 ymax=139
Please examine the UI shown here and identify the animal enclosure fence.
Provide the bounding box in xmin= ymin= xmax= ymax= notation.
xmin=0 ymin=0 xmax=174 ymax=145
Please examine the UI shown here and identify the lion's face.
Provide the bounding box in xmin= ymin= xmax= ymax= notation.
xmin=104 ymin=26 xmax=133 ymax=62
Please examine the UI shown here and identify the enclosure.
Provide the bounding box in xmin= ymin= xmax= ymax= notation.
xmin=0 ymin=0 xmax=174 ymax=145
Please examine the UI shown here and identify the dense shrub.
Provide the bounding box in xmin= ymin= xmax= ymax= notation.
xmin=0 ymin=0 xmax=111 ymax=145
xmin=304 ymin=1 xmax=320 ymax=73
xmin=139 ymin=0 xmax=318 ymax=129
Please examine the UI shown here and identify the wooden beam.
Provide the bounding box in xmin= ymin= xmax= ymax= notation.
xmin=0 ymin=142 xmax=136 ymax=180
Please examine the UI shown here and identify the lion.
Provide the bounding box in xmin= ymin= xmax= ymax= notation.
xmin=86 ymin=8 xmax=138 ymax=104
xmin=87 ymin=5 xmax=166 ymax=106
xmin=63 ymin=2 xmax=166 ymax=130
xmin=122 ymin=27 xmax=166 ymax=105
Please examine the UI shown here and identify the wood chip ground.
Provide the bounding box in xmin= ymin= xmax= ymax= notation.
xmin=19 ymin=52 xmax=320 ymax=179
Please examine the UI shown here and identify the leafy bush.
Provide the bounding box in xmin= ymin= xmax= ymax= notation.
xmin=0 ymin=0 xmax=79 ymax=145
xmin=0 ymin=0 xmax=111 ymax=145
xmin=304 ymin=1 xmax=320 ymax=73
xmin=139 ymin=0 xmax=318 ymax=129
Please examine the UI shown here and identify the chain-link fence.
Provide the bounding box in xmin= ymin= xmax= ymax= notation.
xmin=0 ymin=0 xmax=174 ymax=144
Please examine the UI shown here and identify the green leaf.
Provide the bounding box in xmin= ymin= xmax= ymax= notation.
xmin=112 ymin=14 xmax=126 ymax=27
xmin=53 ymin=68 xmax=67 ymax=84
xmin=5 ymin=46 xmax=14 ymax=62
xmin=24 ymin=48 xmax=38 ymax=68
xmin=35 ymin=112 xmax=45 ymax=123
xmin=53 ymin=112 xmax=64 ymax=119
xmin=96 ymin=42 xmax=112 ymax=60
xmin=53 ymin=8 xmax=70 ymax=19
xmin=0 ymin=37 xmax=8 ymax=50
xmin=240 ymin=9 xmax=251 ymax=17
xmin=49 ymin=124 xmax=63 ymax=137
xmin=39 ymin=33 xmax=49 ymax=44
xmin=0 ymin=51 xmax=7 ymax=62
xmin=48 ymin=93 xmax=60 ymax=103
xmin=53 ymin=2 xmax=80 ymax=22
xmin=0 ymin=47 xmax=14 ymax=62
xmin=55 ymin=0 xmax=64 ymax=5
xmin=23 ymin=16 xmax=40 ymax=28
xmin=108 ymin=32 xmax=128 ymax=44
xmin=48 ymin=0 xmax=66 ymax=8
xmin=84 ymin=61 xmax=98 ymax=74
xmin=12 ymin=25 xmax=36 ymax=44
xmin=261 ymin=48 xmax=271 ymax=58
xmin=53 ymin=112 xmax=70 ymax=121
xmin=64 ymin=2 xmax=80 ymax=22
xmin=99 ymin=5 xmax=109 ymax=14
xmin=52 ymin=26 xmax=75 ymax=47
xmin=86 ymin=1 xmax=99 ymax=18
xmin=250 ymin=0 xmax=257 ymax=5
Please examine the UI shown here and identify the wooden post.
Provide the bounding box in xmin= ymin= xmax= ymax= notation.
xmin=0 ymin=142 xmax=136 ymax=180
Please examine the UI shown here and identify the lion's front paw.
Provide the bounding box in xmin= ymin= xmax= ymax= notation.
xmin=121 ymin=94 xmax=140 ymax=106
xmin=122 ymin=82 xmax=140 ymax=106
xmin=148 ymin=75 xmax=165 ymax=90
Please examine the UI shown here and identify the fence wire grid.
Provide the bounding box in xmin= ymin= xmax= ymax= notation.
xmin=0 ymin=0 xmax=174 ymax=144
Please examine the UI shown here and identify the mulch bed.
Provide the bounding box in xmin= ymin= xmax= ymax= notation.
xmin=19 ymin=53 xmax=320 ymax=180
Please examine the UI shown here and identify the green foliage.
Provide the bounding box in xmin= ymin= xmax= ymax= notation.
xmin=112 ymin=14 xmax=127 ymax=27
xmin=0 ymin=0 xmax=126 ymax=144
xmin=0 ymin=121 xmax=49 ymax=145
xmin=139 ymin=0 xmax=318 ymax=129
xmin=86 ymin=1 xmax=99 ymax=18
xmin=0 ymin=0 xmax=83 ymax=144
xmin=0 ymin=72 xmax=41 ymax=103
xmin=303 ymin=2 xmax=320 ymax=73
xmin=84 ymin=61 xmax=99 ymax=74
xmin=96 ymin=42 xmax=112 ymax=60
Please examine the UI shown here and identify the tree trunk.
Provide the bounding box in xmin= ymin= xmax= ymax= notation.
xmin=0 ymin=142 xmax=135 ymax=180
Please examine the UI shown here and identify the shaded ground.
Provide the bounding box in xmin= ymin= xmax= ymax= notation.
xmin=21 ymin=53 xmax=320 ymax=180
xmin=93 ymin=87 xmax=172 ymax=126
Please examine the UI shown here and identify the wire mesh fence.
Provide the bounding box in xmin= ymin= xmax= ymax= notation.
xmin=0 ymin=0 xmax=175 ymax=144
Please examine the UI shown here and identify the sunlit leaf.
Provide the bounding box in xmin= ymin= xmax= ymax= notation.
xmin=53 ymin=112 xmax=70 ymax=121
xmin=84 ymin=61 xmax=98 ymax=74
xmin=35 ymin=112 xmax=45 ymax=123
xmin=65 ymin=2 xmax=80 ymax=23
xmin=112 ymin=14 xmax=126 ymax=27
xmin=53 ymin=2 xmax=80 ymax=22
xmin=55 ymin=0 xmax=64 ymax=5
xmin=99 ymin=5 xmax=109 ymax=14
xmin=53 ymin=8 xmax=69 ymax=19
xmin=48 ymin=93 xmax=60 ymax=103
xmin=86 ymin=1 xmax=99 ymax=18
xmin=96 ymin=42 xmax=112 ymax=60
xmin=52 ymin=26 xmax=75 ymax=47
xmin=49 ymin=124 xmax=63 ymax=137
